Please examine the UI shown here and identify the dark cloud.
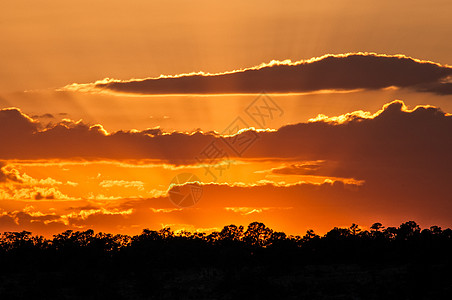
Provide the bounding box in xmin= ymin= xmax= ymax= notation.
xmin=271 ymin=163 xmax=323 ymax=175
xmin=31 ymin=113 xmax=55 ymax=119
xmin=417 ymin=82 xmax=452 ymax=95
xmin=34 ymin=192 xmax=55 ymax=200
xmin=0 ymin=108 xmax=38 ymax=137
xmin=0 ymin=102 xmax=451 ymax=169
xmin=0 ymin=108 xmax=213 ymax=162
xmin=68 ymin=53 xmax=452 ymax=95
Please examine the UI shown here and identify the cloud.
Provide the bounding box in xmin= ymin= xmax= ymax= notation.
xmin=34 ymin=192 xmax=55 ymax=200
xmin=149 ymin=208 xmax=183 ymax=213
xmin=1 ymin=101 xmax=450 ymax=169
xmin=0 ymin=185 xmax=71 ymax=201
xmin=0 ymin=205 xmax=134 ymax=234
xmin=224 ymin=207 xmax=292 ymax=215
xmin=0 ymin=162 xmax=22 ymax=183
xmin=268 ymin=163 xmax=323 ymax=175
xmin=0 ymin=165 xmax=72 ymax=200
xmin=0 ymin=107 xmax=210 ymax=162
xmin=0 ymin=108 xmax=38 ymax=137
xmin=31 ymin=113 xmax=55 ymax=119
xmin=99 ymin=180 xmax=145 ymax=190
xmin=62 ymin=53 xmax=452 ymax=95
xmin=1 ymin=161 xmax=63 ymax=186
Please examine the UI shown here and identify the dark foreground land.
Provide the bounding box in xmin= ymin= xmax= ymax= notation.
xmin=0 ymin=221 xmax=451 ymax=299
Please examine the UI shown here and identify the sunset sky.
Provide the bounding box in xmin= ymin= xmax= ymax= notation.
xmin=1 ymin=0 xmax=451 ymax=237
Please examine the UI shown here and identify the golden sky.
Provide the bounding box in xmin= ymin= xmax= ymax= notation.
xmin=0 ymin=1 xmax=451 ymax=237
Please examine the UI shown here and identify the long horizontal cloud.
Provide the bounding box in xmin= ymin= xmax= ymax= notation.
xmin=63 ymin=53 xmax=452 ymax=95
xmin=1 ymin=101 xmax=451 ymax=164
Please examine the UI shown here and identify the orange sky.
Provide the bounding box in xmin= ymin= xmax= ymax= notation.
xmin=1 ymin=1 xmax=451 ymax=237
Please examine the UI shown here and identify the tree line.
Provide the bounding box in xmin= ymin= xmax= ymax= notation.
xmin=0 ymin=221 xmax=451 ymax=299
xmin=1 ymin=220 xmax=451 ymax=261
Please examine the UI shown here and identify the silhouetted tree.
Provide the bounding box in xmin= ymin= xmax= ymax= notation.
xmin=350 ymin=223 xmax=361 ymax=236
xmin=430 ymin=225 xmax=442 ymax=235
xmin=325 ymin=227 xmax=351 ymax=239
xmin=371 ymin=222 xmax=384 ymax=232
xmin=398 ymin=221 xmax=421 ymax=240
xmin=219 ymin=224 xmax=244 ymax=242
xmin=384 ymin=226 xmax=398 ymax=239
xmin=244 ymin=222 xmax=273 ymax=247
xmin=302 ymin=229 xmax=319 ymax=242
